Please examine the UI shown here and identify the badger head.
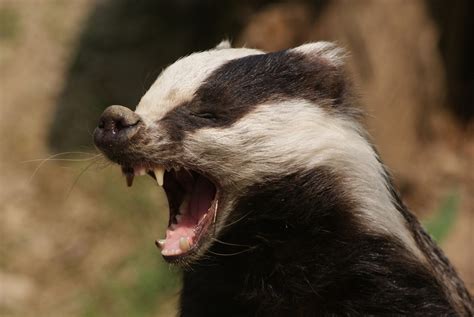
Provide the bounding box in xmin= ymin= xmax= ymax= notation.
xmin=94 ymin=41 xmax=421 ymax=265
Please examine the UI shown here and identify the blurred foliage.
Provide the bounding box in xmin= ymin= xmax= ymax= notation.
xmin=80 ymin=248 xmax=179 ymax=317
xmin=423 ymin=191 xmax=460 ymax=243
xmin=0 ymin=5 xmax=20 ymax=41
xmin=74 ymin=166 xmax=178 ymax=317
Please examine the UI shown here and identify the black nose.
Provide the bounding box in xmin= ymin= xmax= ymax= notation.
xmin=93 ymin=105 xmax=142 ymax=154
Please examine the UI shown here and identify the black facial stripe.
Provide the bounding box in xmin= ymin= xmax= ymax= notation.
xmin=161 ymin=49 xmax=349 ymax=141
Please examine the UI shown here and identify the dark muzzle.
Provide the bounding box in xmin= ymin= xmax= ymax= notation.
xmin=93 ymin=105 xmax=142 ymax=159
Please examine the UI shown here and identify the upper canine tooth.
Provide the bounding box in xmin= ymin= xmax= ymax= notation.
xmin=154 ymin=166 xmax=164 ymax=186
xmin=125 ymin=173 xmax=134 ymax=187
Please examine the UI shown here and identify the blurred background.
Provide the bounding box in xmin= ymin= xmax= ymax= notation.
xmin=0 ymin=0 xmax=472 ymax=316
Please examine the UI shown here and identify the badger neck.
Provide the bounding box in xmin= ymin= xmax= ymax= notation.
xmin=182 ymin=167 xmax=458 ymax=315
xmin=213 ymin=166 xmax=405 ymax=261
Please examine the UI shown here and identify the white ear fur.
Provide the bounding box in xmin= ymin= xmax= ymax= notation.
xmin=292 ymin=42 xmax=347 ymax=67
xmin=215 ymin=39 xmax=232 ymax=50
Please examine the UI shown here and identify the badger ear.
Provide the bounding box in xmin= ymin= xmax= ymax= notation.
xmin=289 ymin=42 xmax=351 ymax=106
xmin=291 ymin=42 xmax=347 ymax=67
xmin=214 ymin=39 xmax=232 ymax=50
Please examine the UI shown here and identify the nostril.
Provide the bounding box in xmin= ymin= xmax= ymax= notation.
xmin=117 ymin=117 xmax=140 ymax=130
xmin=97 ymin=105 xmax=141 ymax=132
xmin=94 ymin=105 xmax=142 ymax=151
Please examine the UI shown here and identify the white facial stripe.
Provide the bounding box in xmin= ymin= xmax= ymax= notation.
xmin=135 ymin=47 xmax=263 ymax=125
xmin=187 ymin=100 xmax=424 ymax=260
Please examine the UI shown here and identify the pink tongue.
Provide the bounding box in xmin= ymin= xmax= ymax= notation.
xmin=162 ymin=176 xmax=215 ymax=254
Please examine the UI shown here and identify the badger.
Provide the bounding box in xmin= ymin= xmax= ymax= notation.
xmin=93 ymin=41 xmax=473 ymax=316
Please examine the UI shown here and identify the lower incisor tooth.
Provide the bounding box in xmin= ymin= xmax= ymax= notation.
xmin=179 ymin=237 xmax=190 ymax=252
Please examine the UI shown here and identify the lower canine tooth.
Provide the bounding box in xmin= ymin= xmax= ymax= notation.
xmin=179 ymin=237 xmax=190 ymax=252
xmin=155 ymin=239 xmax=165 ymax=249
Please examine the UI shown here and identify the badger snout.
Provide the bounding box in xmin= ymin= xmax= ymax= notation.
xmin=93 ymin=105 xmax=142 ymax=159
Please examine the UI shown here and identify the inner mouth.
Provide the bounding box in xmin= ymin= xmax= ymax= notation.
xmin=121 ymin=165 xmax=218 ymax=260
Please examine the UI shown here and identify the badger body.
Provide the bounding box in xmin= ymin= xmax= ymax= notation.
xmin=94 ymin=41 xmax=473 ymax=316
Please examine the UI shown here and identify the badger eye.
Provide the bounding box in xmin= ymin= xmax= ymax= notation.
xmin=192 ymin=112 xmax=217 ymax=121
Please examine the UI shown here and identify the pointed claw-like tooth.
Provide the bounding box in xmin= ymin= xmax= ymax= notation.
xmin=170 ymin=223 xmax=177 ymax=230
xmin=125 ymin=173 xmax=134 ymax=187
xmin=155 ymin=239 xmax=165 ymax=249
xmin=176 ymin=214 xmax=183 ymax=223
xmin=179 ymin=237 xmax=190 ymax=252
xmin=154 ymin=166 xmax=164 ymax=186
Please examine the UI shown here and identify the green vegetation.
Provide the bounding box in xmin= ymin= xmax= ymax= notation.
xmin=80 ymin=248 xmax=179 ymax=317
xmin=76 ymin=165 xmax=178 ymax=317
xmin=423 ymin=191 xmax=460 ymax=243
xmin=0 ymin=5 xmax=20 ymax=41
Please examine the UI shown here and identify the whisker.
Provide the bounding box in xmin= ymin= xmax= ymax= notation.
xmin=23 ymin=156 xmax=101 ymax=163
xmin=24 ymin=151 xmax=97 ymax=162
xmin=27 ymin=152 xmax=100 ymax=181
xmin=92 ymin=158 xmax=113 ymax=171
xmin=207 ymin=246 xmax=258 ymax=257
xmin=211 ymin=237 xmax=252 ymax=248
xmin=86 ymin=122 xmax=95 ymax=138
xmin=219 ymin=209 xmax=255 ymax=229
xmin=65 ymin=160 xmax=98 ymax=199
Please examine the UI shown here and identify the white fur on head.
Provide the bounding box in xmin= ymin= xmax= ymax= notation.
xmin=135 ymin=47 xmax=262 ymax=126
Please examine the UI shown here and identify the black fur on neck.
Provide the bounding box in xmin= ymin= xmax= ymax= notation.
xmin=179 ymin=167 xmax=456 ymax=316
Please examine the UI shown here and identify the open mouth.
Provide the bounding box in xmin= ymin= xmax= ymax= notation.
xmin=121 ymin=165 xmax=219 ymax=261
